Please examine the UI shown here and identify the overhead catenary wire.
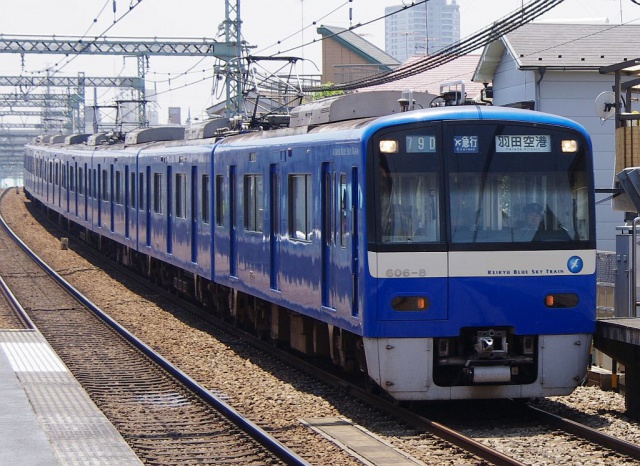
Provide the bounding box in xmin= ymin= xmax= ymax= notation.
xmin=268 ymin=0 xmax=430 ymax=59
xmin=45 ymin=0 xmax=145 ymax=76
xmin=302 ymin=0 xmax=565 ymax=92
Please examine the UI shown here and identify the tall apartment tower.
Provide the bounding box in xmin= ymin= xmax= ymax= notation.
xmin=385 ymin=0 xmax=460 ymax=63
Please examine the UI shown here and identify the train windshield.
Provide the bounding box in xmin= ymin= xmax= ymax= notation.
xmin=376 ymin=128 xmax=443 ymax=245
xmin=370 ymin=121 xmax=594 ymax=249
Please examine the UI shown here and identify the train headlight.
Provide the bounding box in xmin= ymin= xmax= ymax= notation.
xmin=379 ymin=140 xmax=398 ymax=153
xmin=391 ymin=296 xmax=429 ymax=311
xmin=561 ymin=139 xmax=578 ymax=153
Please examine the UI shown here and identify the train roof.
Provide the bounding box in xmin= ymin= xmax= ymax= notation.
xmin=26 ymin=91 xmax=589 ymax=152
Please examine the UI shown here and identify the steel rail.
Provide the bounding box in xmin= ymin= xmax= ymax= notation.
xmin=528 ymin=404 xmax=640 ymax=460
xmin=159 ymin=288 xmax=527 ymax=466
xmin=0 ymin=274 xmax=36 ymax=330
xmin=0 ymin=189 xmax=309 ymax=466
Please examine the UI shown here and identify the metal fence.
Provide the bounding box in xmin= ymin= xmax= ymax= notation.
xmin=597 ymin=250 xmax=616 ymax=319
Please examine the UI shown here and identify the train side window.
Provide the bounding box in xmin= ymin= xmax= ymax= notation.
xmin=138 ymin=172 xmax=144 ymax=210
xmin=202 ymin=175 xmax=210 ymax=224
xmin=340 ymin=173 xmax=348 ymax=247
xmin=115 ymin=170 xmax=122 ymax=205
xmin=78 ymin=167 xmax=83 ymax=194
xmin=215 ymin=175 xmax=224 ymax=226
xmin=153 ymin=173 xmax=163 ymax=214
xmin=92 ymin=169 xmax=97 ymax=199
xmin=244 ymin=174 xmax=263 ymax=232
xmin=69 ymin=166 xmax=75 ymax=192
xmin=130 ymin=172 xmax=136 ymax=208
xmin=102 ymin=169 xmax=109 ymax=202
xmin=55 ymin=162 xmax=59 ymax=186
xmin=175 ymin=173 xmax=187 ymax=218
xmin=289 ymin=174 xmax=312 ymax=241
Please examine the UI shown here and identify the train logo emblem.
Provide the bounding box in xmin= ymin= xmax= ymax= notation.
xmin=567 ymin=256 xmax=583 ymax=274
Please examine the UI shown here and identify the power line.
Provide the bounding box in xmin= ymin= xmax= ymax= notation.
xmin=255 ymin=0 xmax=352 ymax=56
xmin=303 ymin=0 xmax=564 ymax=92
xmin=269 ymin=0 xmax=431 ymax=59
xmin=45 ymin=0 xmax=145 ymax=76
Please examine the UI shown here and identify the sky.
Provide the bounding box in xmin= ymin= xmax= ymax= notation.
xmin=1 ymin=0 xmax=639 ymax=124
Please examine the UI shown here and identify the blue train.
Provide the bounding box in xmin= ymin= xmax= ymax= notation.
xmin=23 ymin=91 xmax=596 ymax=400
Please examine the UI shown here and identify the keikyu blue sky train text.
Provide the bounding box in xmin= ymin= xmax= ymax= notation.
xmin=23 ymin=90 xmax=596 ymax=401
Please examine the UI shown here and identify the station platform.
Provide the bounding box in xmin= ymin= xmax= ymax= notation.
xmin=0 ymin=329 xmax=142 ymax=465
xmin=595 ymin=318 xmax=640 ymax=421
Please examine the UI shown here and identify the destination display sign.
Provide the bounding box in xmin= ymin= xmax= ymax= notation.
xmin=495 ymin=135 xmax=551 ymax=152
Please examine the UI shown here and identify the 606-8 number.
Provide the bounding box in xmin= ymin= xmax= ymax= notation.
xmin=385 ymin=269 xmax=427 ymax=278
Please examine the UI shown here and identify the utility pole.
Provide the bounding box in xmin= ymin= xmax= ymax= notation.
xmin=223 ymin=0 xmax=245 ymax=119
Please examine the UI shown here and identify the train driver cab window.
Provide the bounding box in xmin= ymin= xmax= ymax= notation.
xmin=447 ymin=126 xmax=593 ymax=244
xmin=374 ymin=130 xmax=442 ymax=245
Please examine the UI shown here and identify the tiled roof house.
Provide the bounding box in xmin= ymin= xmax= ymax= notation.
xmin=316 ymin=25 xmax=400 ymax=85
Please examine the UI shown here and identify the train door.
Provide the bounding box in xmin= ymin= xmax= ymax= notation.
xmin=97 ymin=163 xmax=102 ymax=227
xmin=110 ymin=164 xmax=115 ymax=232
xmin=229 ymin=166 xmax=237 ymax=277
xmin=191 ymin=166 xmax=198 ymax=263
xmin=350 ymin=168 xmax=359 ymax=317
xmin=321 ymin=163 xmax=334 ymax=308
xmin=84 ymin=163 xmax=88 ymax=221
xmin=167 ymin=165 xmax=173 ymax=255
xmin=66 ymin=161 xmax=70 ymax=213
xmin=73 ymin=162 xmax=78 ymax=217
xmin=47 ymin=160 xmax=51 ymax=203
xmin=53 ymin=161 xmax=56 ymax=205
xmin=125 ymin=166 xmax=130 ymax=238
xmin=334 ymin=171 xmax=358 ymax=314
xmin=322 ymin=164 xmax=358 ymax=314
xmin=146 ymin=166 xmax=152 ymax=247
xmin=269 ymin=163 xmax=279 ymax=290
xmin=56 ymin=161 xmax=60 ymax=208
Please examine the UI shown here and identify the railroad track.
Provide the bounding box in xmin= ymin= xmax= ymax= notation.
xmin=0 ymin=190 xmax=306 ymax=466
xmin=6 ymin=188 xmax=640 ymax=465
xmin=0 ymin=274 xmax=33 ymax=329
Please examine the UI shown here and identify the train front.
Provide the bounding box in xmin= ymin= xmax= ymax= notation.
xmin=362 ymin=107 xmax=596 ymax=400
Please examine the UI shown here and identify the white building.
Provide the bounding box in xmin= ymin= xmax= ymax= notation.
xmin=385 ymin=0 xmax=460 ymax=63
